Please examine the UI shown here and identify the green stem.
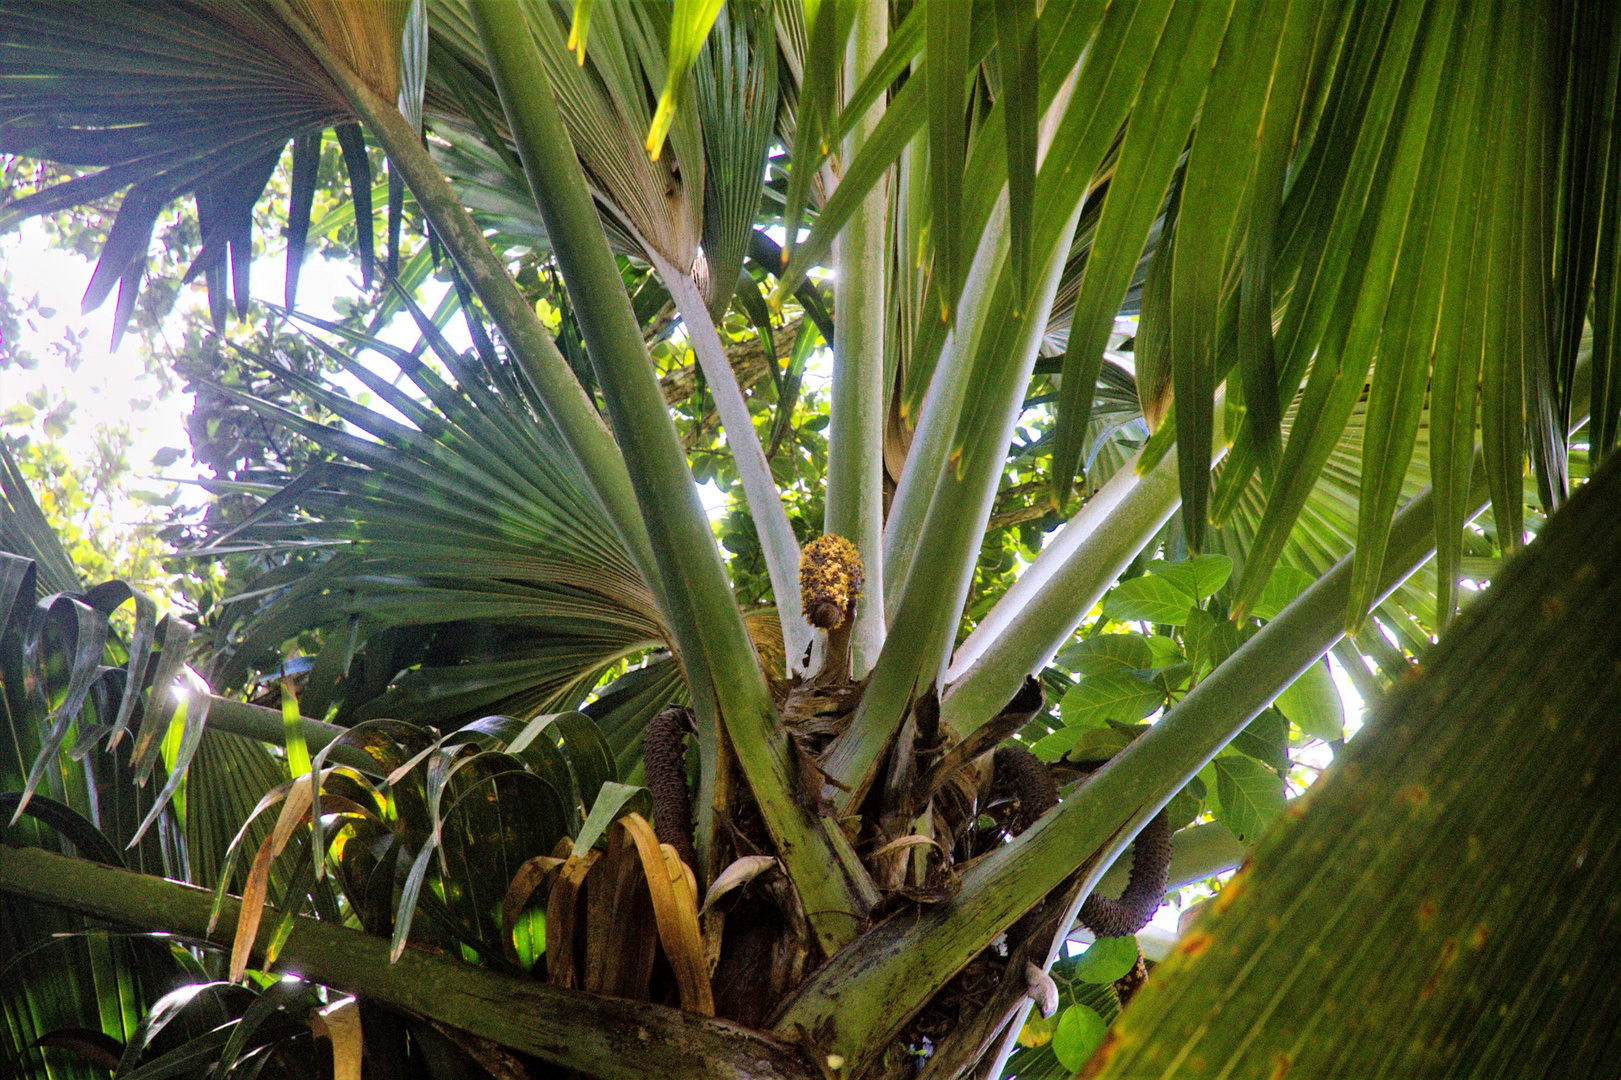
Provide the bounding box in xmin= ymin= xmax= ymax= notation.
xmin=202 ymin=696 xmax=376 ymax=775
xmin=659 ymin=267 xmax=811 ymax=673
xmin=467 ymin=0 xmax=876 ymax=950
xmin=941 ymin=393 xmax=1227 ymax=737
xmin=822 ymin=201 xmax=1084 ymax=816
xmin=825 ymin=0 xmax=890 ymax=677
xmin=775 ymin=464 xmax=1491 ymax=1070
xmin=265 ymin=0 xmax=660 ymax=608
xmin=1090 ymin=455 xmax=1621 ymax=1080
xmin=879 ymin=199 xmax=1009 ymax=623
xmin=0 ymin=846 xmax=814 ymax=1080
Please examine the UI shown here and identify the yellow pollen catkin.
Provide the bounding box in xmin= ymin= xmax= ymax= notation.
xmin=799 ymin=535 xmax=863 ymax=630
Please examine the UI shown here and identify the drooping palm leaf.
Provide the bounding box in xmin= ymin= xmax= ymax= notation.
xmin=1087 ymin=444 xmax=1621 ymax=1080
xmin=0 ymin=0 xmax=415 ymax=332
xmin=0 ymin=451 xmax=284 ymax=1080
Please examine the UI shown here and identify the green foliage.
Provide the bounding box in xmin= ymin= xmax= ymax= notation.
xmin=1090 ymin=451 xmax=1621 ymax=1080
xmin=0 ymin=2 xmax=1615 ymax=1078
xmin=1050 ymin=1003 xmax=1107 ymax=1072
xmin=1 ymin=426 xmax=180 ymax=597
xmin=1273 ymin=659 xmax=1345 ymax=743
xmin=1026 ymin=550 xmax=1340 ymax=861
xmin=1004 ymin=946 xmax=1125 ymax=1080
xmin=1209 ymin=755 xmax=1284 ymax=845
xmin=1067 ymin=934 xmax=1139 ymax=985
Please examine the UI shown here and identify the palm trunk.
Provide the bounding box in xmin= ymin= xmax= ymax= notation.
xmin=464 ymin=0 xmax=877 ymax=953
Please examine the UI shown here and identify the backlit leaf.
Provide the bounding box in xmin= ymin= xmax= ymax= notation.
xmin=1274 ymin=659 xmax=1345 ymax=742
xmin=1213 ymin=755 xmax=1285 ymax=845
xmin=1149 ymin=555 xmax=1233 ymax=602
xmin=1060 ymin=673 xmax=1164 ymax=728
xmin=1103 ymin=575 xmax=1198 ymax=624
xmin=1071 ymin=933 xmax=1140 ymax=983
xmin=1052 ymin=1004 xmax=1108 ymax=1071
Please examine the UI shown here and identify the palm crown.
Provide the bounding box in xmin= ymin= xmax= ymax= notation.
xmin=2 ymin=2 xmax=1620 ymax=1079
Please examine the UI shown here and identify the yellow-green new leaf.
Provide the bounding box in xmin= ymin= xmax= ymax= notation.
xmin=646 ymin=0 xmax=724 ymax=160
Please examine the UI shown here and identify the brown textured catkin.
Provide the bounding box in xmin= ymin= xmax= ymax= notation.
xmin=988 ymin=744 xmax=1172 ymax=937
xmin=1079 ymin=809 xmax=1171 ymax=937
xmin=643 ymin=706 xmax=698 ymax=872
xmin=1113 ymin=947 xmax=1149 ymax=1009
xmin=991 ymin=744 xmax=1060 ymax=835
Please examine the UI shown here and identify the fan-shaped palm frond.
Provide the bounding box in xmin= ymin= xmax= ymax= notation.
xmin=0 ymin=447 xmax=295 ymax=1080
xmin=193 ymin=301 xmax=668 ymax=729
xmin=1 ymin=435 xmax=675 ymax=1078
xmin=0 ymin=0 xmax=423 ymax=339
xmin=425 ymin=0 xmax=779 ymax=313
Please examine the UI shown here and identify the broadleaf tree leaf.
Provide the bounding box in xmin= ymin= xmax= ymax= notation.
xmin=1060 ymin=673 xmax=1164 ymax=728
xmin=1150 ymin=554 xmax=1233 ymax=602
xmin=1213 ymin=755 xmax=1285 ymax=845
xmin=1031 ymin=725 xmax=1133 ymax=765
xmin=1164 ymin=778 xmax=1205 ymax=832
xmin=1052 ymin=1003 xmax=1108 ymax=1071
xmin=1228 ymin=707 xmax=1289 ymax=770
xmin=1249 ymin=564 xmax=1318 ymax=622
xmin=1103 ymin=576 xmax=1198 ymax=624
xmin=1185 ymin=605 xmax=1217 ymax=676
xmin=1070 ymin=933 xmax=1140 ymax=983
xmin=1274 ymin=659 xmax=1345 ymax=742
xmin=1206 ymin=617 xmax=1258 ymax=671
xmin=1146 ymin=634 xmax=1184 ymax=668
xmin=1056 ymin=632 xmax=1156 ymax=676
xmin=1198 ymin=761 xmax=1222 ymax=818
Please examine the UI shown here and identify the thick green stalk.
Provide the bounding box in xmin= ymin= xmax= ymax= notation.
xmin=941 ymin=394 xmax=1227 ymax=736
xmin=659 ymin=267 xmax=811 ymax=673
xmin=775 ymin=466 xmax=1492 ymax=1070
xmin=202 ymin=696 xmax=376 ymax=775
xmin=264 ymin=0 xmax=660 ymax=605
xmin=468 ymin=0 xmax=876 ymax=950
xmin=825 ymin=0 xmax=890 ymax=676
xmin=880 ymin=198 xmax=1010 ymax=621
xmin=971 ymin=821 xmax=1256 ymax=1080
xmin=882 ymin=54 xmax=1081 ymax=619
xmin=1090 ymin=456 xmax=1621 ymax=1080
xmin=822 ymin=202 xmax=1083 ymax=815
xmin=969 ymin=811 xmax=1268 ymax=1079
xmin=0 ymin=846 xmax=813 ymax=1080
xmin=826 ymin=66 xmax=1087 ymax=807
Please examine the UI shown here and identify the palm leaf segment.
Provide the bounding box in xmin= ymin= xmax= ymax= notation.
xmin=0 ymin=443 xmax=671 ymax=1078
xmin=0 ymin=448 xmax=296 ymax=1080
xmin=0 ymin=0 xmax=413 ymax=340
xmin=0 ymin=0 xmax=783 ymax=334
xmin=426 ymin=0 xmax=777 ymax=315
xmin=198 ymin=304 xmax=667 ymax=732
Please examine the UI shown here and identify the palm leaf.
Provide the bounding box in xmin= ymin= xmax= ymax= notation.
xmin=0 ymin=0 xmax=412 ymax=328
xmin=193 ymin=307 xmax=666 ymax=729
xmin=1089 ymin=450 xmax=1621 ymax=1080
